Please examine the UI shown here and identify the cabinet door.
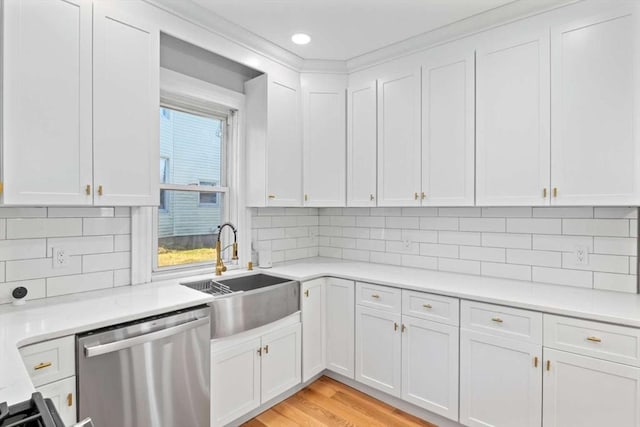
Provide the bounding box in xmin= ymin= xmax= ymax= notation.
xmin=543 ymin=348 xmax=640 ymax=427
xmin=37 ymin=376 xmax=77 ymax=426
xmin=93 ymin=2 xmax=159 ymax=206
xmin=326 ymin=278 xmax=355 ymax=378
xmin=551 ymin=7 xmax=640 ymax=205
xmin=476 ymin=28 xmax=550 ymax=206
xmin=421 ymin=49 xmax=475 ymax=206
xmin=402 ymin=316 xmax=459 ymax=421
xmin=302 ymin=278 xmax=326 ymax=381
xmin=2 ymin=0 xmax=92 ymax=205
xmin=261 ymin=322 xmax=302 ymax=402
xmin=347 ymin=82 xmax=377 ymax=207
xmin=211 ymin=338 xmax=261 ymax=427
xmin=377 ymin=70 xmax=422 ymax=206
xmin=460 ymin=330 xmax=542 ymax=427
xmin=303 ymin=81 xmax=346 ymax=207
xmin=355 ymin=305 xmax=402 ymax=397
xmin=267 ymin=79 xmax=302 ymax=206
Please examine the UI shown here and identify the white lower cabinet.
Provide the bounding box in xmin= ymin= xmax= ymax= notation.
xmin=37 ymin=376 xmax=77 ymax=427
xmin=355 ymin=305 xmax=402 ymax=397
xmin=402 ymin=316 xmax=459 ymax=421
xmin=543 ymin=348 xmax=640 ymax=427
xmin=211 ymin=319 xmax=301 ymax=427
xmin=302 ymin=278 xmax=326 ymax=382
xmin=326 ymin=278 xmax=355 ymax=378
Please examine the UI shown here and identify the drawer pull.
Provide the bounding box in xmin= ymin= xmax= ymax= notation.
xmin=491 ymin=317 xmax=504 ymax=323
xmin=304 ymin=289 xmax=309 ymax=298
xmin=264 ymin=345 xmax=269 ymax=354
xmin=34 ymin=362 xmax=52 ymax=370
xmin=587 ymin=336 xmax=602 ymax=343
xmin=534 ymin=356 xmax=539 ymax=368
xmin=67 ymin=393 xmax=73 ymax=407
xmin=394 ymin=322 xmax=399 ymax=331
xmin=546 ymin=360 xmax=551 ymax=371
xmin=401 ymin=324 xmax=406 ymax=333
xmin=371 ymin=294 xmax=380 ymax=299
xmin=422 ymin=304 xmax=432 ymax=309
xmin=257 ymin=348 xmax=262 ymax=356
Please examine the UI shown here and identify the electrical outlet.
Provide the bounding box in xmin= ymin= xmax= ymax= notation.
xmin=573 ymin=245 xmax=589 ymax=266
xmin=403 ymin=239 xmax=412 ymax=250
xmin=52 ymin=247 xmax=70 ymax=269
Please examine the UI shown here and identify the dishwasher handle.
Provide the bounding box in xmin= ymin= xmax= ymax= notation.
xmin=84 ymin=316 xmax=209 ymax=358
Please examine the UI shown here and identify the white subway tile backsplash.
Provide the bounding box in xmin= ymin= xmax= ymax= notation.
xmin=563 ymin=219 xmax=629 ymax=237
xmin=386 ymin=216 xmax=419 ymax=229
xmin=6 ymin=257 xmax=82 ymax=282
xmin=114 ymin=207 xmax=131 ymax=217
xmin=7 ymin=218 xmax=82 ymax=239
xmin=0 ymin=239 xmax=46 ymax=261
xmin=0 ymin=279 xmax=45 ymax=304
xmin=357 ymin=239 xmax=386 ymax=252
xmin=48 ymin=207 xmax=114 ymax=218
xmin=459 ymin=217 xmax=505 ymax=232
xmin=507 ymin=218 xmax=562 ymax=234
xmin=532 ymin=267 xmax=593 ymax=288
xmin=342 ymin=249 xmax=370 ymax=262
xmin=402 ymin=254 xmax=438 ymax=270
xmin=0 ymin=208 xmax=47 ymax=218
xmin=562 ymin=253 xmax=629 ymax=274
xmin=420 ymin=243 xmax=459 ymax=258
xmin=83 ymin=217 xmax=130 ymax=236
xmin=439 ymin=258 xmax=481 ymax=275
xmin=47 ymin=236 xmax=114 ymax=256
xmin=83 ymin=252 xmax=131 ymax=273
xmin=594 ymin=272 xmax=637 ymax=293
xmin=482 ymin=262 xmax=531 ymax=281
xmin=482 ymin=207 xmax=532 ymax=217
xmin=438 ymin=207 xmax=481 ymax=217
xmin=271 ymin=216 xmax=297 ymax=227
xmin=272 ymin=238 xmax=297 ymax=251
xmin=594 ymin=207 xmax=637 ymax=219
xmin=356 ymin=216 xmax=385 ymax=228
xmin=533 ymin=235 xmax=594 ymax=252
xmin=419 ymin=217 xmax=458 ymax=231
xmin=507 ymin=249 xmax=561 ymax=268
xmin=402 ymin=207 xmax=437 ymax=217
xmin=439 ymin=231 xmax=481 ymax=246
xmin=114 ymin=235 xmax=131 ymax=252
xmin=532 ymin=207 xmax=593 ymax=218
xmin=114 ymin=268 xmax=131 ymax=287
xmin=370 ymin=251 xmax=401 ymax=266
xmin=342 ymin=227 xmax=370 ymax=239
xmin=482 ymin=233 xmax=531 ymax=249
xmin=594 ymin=237 xmax=636 ymax=256
xmin=47 ymin=271 xmax=114 ymax=297
xmin=386 ymin=240 xmax=419 ymax=255
xmin=0 ymin=220 xmax=5 ymax=240
xmin=460 ymin=246 xmax=505 ymax=262
xmin=401 ymin=229 xmax=437 ymax=243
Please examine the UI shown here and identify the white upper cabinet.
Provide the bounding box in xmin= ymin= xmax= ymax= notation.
xmin=421 ymin=47 xmax=475 ymax=206
xmin=302 ymin=75 xmax=346 ymax=207
xmin=246 ymin=74 xmax=302 ymax=207
xmin=476 ymin=26 xmax=551 ymax=206
xmin=2 ymin=0 xmax=93 ymax=205
xmin=347 ymin=81 xmax=377 ymax=207
xmin=550 ymin=5 xmax=640 ymax=205
xmin=377 ymin=70 xmax=422 ymax=206
xmin=93 ymin=2 xmax=159 ymax=206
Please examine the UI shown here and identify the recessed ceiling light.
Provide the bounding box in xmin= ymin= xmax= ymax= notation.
xmin=291 ymin=33 xmax=311 ymax=45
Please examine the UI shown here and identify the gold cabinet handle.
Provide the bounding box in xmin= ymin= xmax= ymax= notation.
xmin=414 ymin=192 xmax=419 ymax=200
xmin=257 ymin=347 xmax=262 ymax=356
xmin=401 ymin=324 xmax=406 ymax=333
xmin=34 ymin=362 xmax=52 ymax=370
xmin=553 ymin=187 xmax=558 ymax=198
xmin=264 ymin=345 xmax=269 ymax=354
xmin=543 ymin=188 xmax=547 ymax=198
xmin=371 ymin=294 xmax=380 ymax=299
xmin=85 ymin=184 xmax=91 ymax=195
xmin=304 ymin=289 xmax=309 ymax=298
xmin=304 ymin=194 xmax=308 ymax=202
xmin=491 ymin=317 xmax=503 ymax=323
xmin=268 ymin=194 xmax=276 ymax=199
xmin=370 ymin=194 xmax=374 ymax=201
xmin=394 ymin=322 xmax=399 ymax=331
xmin=67 ymin=393 xmax=73 ymax=407
xmin=421 ymin=192 xmax=426 ymax=200
xmin=423 ymin=304 xmax=432 ymax=309
xmin=587 ymin=336 xmax=602 ymax=343
xmin=534 ymin=356 xmax=539 ymax=368
xmin=546 ymin=360 xmax=551 ymax=371
xmin=97 ymin=185 xmax=103 ymax=196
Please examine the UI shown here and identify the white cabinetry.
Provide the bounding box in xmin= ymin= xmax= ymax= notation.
xmin=302 ymin=75 xmax=346 ymax=206
xmin=2 ymin=0 xmax=92 ymax=205
xmin=246 ymin=74 xmax=302 ymax=207
xmin=302 ymin=278 xmax=326 ymax=381
xmin=476 ymin=26 xmax=550 ymax=206
xmin=326 ymin=278 xmax=355 ymax=378
xmin=377 ymin=70 xmax=422 ymax=206
xmin=550 ymin=6 xmax=640 ymax=205
xmin=211 ymin=317 xmax=301 ymax=427
xmin=459 ymin=301 xmax=542 ymax=427
xmin=93 ymin=1 xmax=159 ymax=206
xmin=37 ymin=376 xmax=77 ymax=427
xmin=347 ymin=81 xmax=377 ymax=206
xmin=421 ymin=46 xmax=475 ymax=206
xmin=2 ymin=0 xmax=159 ymax=206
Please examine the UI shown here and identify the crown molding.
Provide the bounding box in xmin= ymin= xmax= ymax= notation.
xmin=300 ymin=59 xmax=349 ymax=74
xmin=346 ymin=0 xmax=579 ymax=72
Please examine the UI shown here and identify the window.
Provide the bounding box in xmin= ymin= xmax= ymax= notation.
xmin=156 ymin=105 xmax=228 ymax=269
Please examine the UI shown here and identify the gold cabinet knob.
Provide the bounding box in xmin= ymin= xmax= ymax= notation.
xmin=371 ymin=294 xmax=380 ymax=299
xmin=267 ymin=194 xmax=276 ymax=199
xmin=98 ymin=185 xmax=103 ymax=196
xmin=587 ymin=336 xmax=602 ymax=343
xmin=264 ymin=345 xmax=269 ymax=354
xmin=67 ymin=393 xmax=73 ymax=407
xmin=257 ymin=347 xmax=262 ymax=356
xmin=543 ymin=188 xmax=548 ymax=198
xmin=394 ymin=322 xmax=399 ymax=331
xmin=421 ymin=192 xmax=426 ymax=200
xmin=401 ymin=324 xmax=406 ymax=333
xmin=491 ymin=317 xmax=503 ymax=323
xmin=304 ymin=194 xmax=308 ymax=202
xmin=534 ymin=356 xmax=539 ymax=368
xmin=34 ymin=362 xmax=52 ymax=370
xmin=370 ymin=194 xmax=374 ymax=201
xmin=85 ymin=184 xmax=91 ymax=195
xmin=423 ymin=304 xmax=432 ymax=309
xmin=304 ymin=289 xmax=309 ymax=298
xmin=553 ymin=187 xmax=558 ymax=198
xmin=546 ymin=360 xmax=551 ymax=371
xmin=414 ymin=192 xmax=419 ymax=200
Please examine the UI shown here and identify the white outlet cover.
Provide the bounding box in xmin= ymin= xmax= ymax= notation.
xmin=573 ymin=245 xmax=589 ymax=266
xmin=52 ymin=247 xmax=70 ymax=269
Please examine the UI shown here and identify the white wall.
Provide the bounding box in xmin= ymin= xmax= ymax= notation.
xmin=0 ymin=207 xmax=131 ymax=304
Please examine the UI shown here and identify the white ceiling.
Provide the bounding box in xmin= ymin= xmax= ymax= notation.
xmin=191 ymin=0 xmax=520 ymax=61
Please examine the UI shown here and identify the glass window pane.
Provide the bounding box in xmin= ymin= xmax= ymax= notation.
xmin=159 ymin=107 xmax=223 ymax=186
xmin=158 ymin=190 xmax=224 ymax=268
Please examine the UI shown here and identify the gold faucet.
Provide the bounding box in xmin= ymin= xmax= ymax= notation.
xmin=215 ymin=222 xmax=238 ymax=276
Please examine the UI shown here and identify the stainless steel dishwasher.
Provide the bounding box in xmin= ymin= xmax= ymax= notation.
xmin=76 ymin=306 xmax=210 ymax=427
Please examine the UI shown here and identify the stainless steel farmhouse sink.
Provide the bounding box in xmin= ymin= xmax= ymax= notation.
xmin=182 ymin=274 xmax=300 ymax=339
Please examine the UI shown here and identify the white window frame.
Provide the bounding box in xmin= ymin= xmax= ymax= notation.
xmin=132 ymin=68 xmax=248 ymax=283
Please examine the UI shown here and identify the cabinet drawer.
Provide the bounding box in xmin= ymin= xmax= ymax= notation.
xmin=356 ymin=282 xmax=401 ymax=313
xmin=402 ymin=290 xmax=459 ymax=326
xmin=461 ymin=300 xmax=542 ymax=344
xmin=19 ymin=335 xmax=75 ymax=387
xmin=544 ymin=315 xmax=640 ymax=367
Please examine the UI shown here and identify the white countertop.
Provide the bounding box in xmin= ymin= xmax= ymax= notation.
xmin=2 ymin=257 xmax=640 ymax=406
xmin=267 ymin=257 xmax=640 ymax=328
xmin=0 ymin=280 xmax=214 ymax=406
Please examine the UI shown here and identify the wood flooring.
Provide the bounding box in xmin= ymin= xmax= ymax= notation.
xmin=242 ymin=376 xmax=437 ymax=427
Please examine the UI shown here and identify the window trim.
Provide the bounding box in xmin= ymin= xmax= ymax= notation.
xmin=131 ymin=68 xmax=248 ymax=282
